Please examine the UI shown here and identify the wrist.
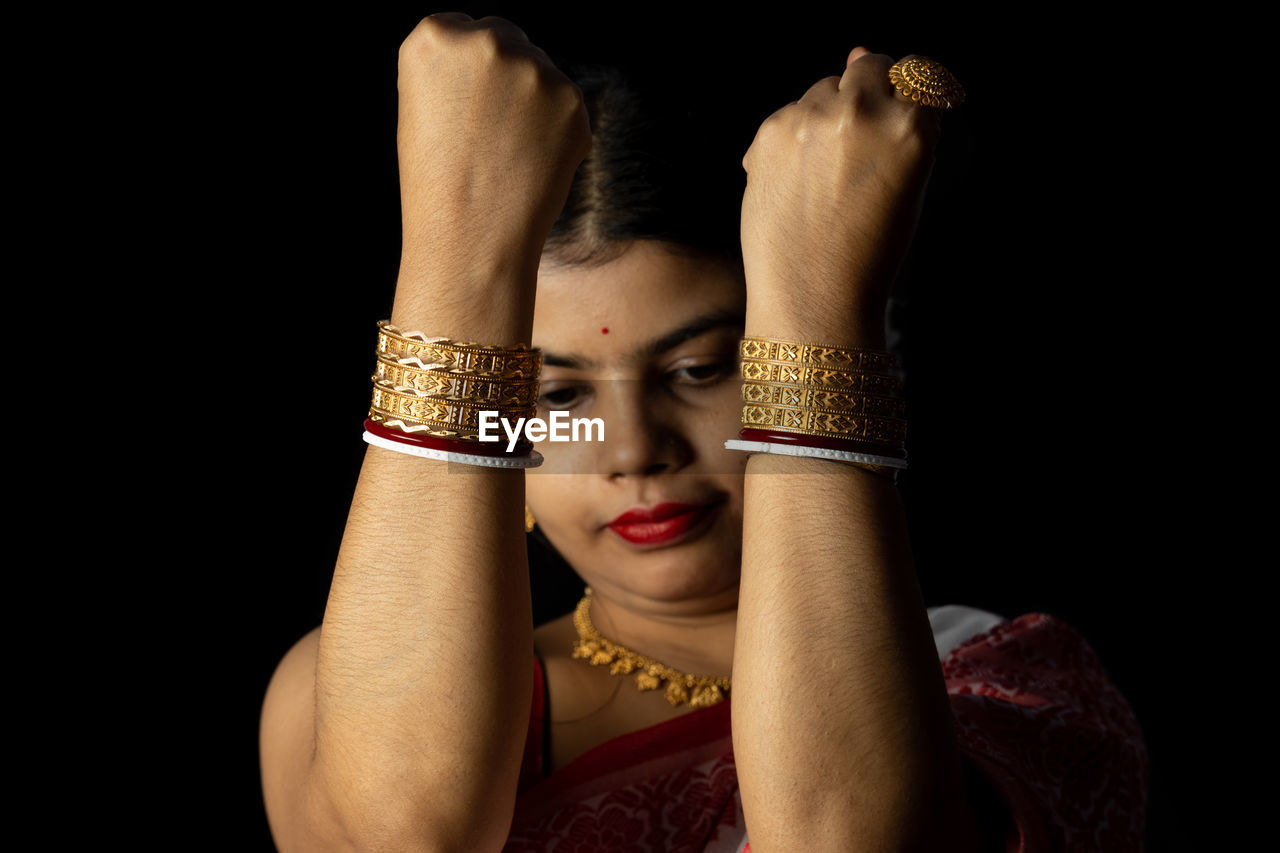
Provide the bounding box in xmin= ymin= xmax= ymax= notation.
xmin=392 ymin=248 xmax=539 ymax=343
xmin=744 ymin=294 xmax=887 ymax=351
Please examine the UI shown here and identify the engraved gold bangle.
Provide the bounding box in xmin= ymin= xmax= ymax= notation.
xmin=741 ymin=382 xmax=905 ymax=418
xmin=741 ymin=404 xmax=908 ymax=444
xmin=735 ymin=427 xmax=905 ymax=458
xmin=367 ymin=410 xmax=534 ymax=448
xmin=372 ymin=377 xmax=537 ymax=410
xmin=377 ymin=320 xmax=541 ymax=357
xmin=741 ymin=337 xmax=897 ymax=374
xmin=371 ymin=384 xmax=536 ymax=430
xmin=373 ymin=355 xmax=539 ymax=406
xmin=740 ymin=361 xmax=901 ymax=395
xmin=377 ymin=320 xmax=542 ymax=380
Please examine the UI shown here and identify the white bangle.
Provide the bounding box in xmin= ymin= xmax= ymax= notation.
xmin=363 ymin=431 xmax=544 ymax=468
xmin=723 ymin=438 xmax=908 ymax=470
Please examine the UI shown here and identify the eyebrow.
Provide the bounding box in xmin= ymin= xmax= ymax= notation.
xmin=541 ymin=307 xmax=746 ymax=370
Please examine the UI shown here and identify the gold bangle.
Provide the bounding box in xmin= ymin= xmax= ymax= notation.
xmin=741 ymin=337 xmax=897 ymax=374
xmin=741 ymin=404 xmax=908 ymax=444
xmin=368 ymin=408 xmax=535 ymax=447
xmin=377 ymin=320 xmax=540 ymax=357
xmin=373 ymin=355 xmax=539 ymax=406
xmin=741 ymin=382 xmax=905 ymax=418
xmin=740 ymin=361 xmax=902 ymax=395
xmin=371 ymin=384 xmax=536 ymax=429
xmin=737 ymin=425 xmax=906 ymax=458
xmin=377 ymin=321 xmax=541 ymax=380
xmin=367 ymin=411 xmax=533 ymax=449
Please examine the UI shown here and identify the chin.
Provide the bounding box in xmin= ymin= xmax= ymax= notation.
xmin=608 ymin=550 xmax=740 ymax=607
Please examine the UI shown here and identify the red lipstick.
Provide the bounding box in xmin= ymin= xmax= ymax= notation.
xmin=606 ymin=501 xmax=722 ymax=546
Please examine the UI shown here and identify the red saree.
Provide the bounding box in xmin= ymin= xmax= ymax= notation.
xmin=502 ymin=611 xmax=1149 ymax=852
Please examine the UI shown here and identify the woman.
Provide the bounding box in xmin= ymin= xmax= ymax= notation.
xmin=260 ymin=13 xmax=1147 ymax=851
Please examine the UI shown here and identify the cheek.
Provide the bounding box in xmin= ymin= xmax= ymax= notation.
xmin=524 ymin=475 xmax=582 ymax=521
xmin=688 ymin=383 xmax=748 ymax=449
xmin=525 ymin=432 xmax=598 ymax=476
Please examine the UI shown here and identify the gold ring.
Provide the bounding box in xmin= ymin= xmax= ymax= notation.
xmin=888 ymin=57 xmax=965 ymax=109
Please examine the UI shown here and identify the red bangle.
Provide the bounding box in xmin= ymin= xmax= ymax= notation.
xmin=364 ymin=417 xmax=531 ymax=457
xmin=737 ymin=428 xmax=907 ymax=460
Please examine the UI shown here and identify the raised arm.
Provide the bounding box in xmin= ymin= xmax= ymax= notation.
xmin=259 ymin=14 xmax=590 ymax=853
xmin=731 ymin=49 xmax=983 ymax=851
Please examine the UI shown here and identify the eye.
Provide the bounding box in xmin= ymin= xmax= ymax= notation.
xmin=538 ymin=385 xmax=589 ymax=410
xmin=668 ymin=360 xmax=735 ymax=385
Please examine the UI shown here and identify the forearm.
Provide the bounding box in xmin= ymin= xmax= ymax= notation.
xmin=732 ymin=312 xmax=978 ymax=852
xmin=308 ymin=268 xmax=536 ymax=852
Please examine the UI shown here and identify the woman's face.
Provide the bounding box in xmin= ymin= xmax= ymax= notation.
xmin=528 ymin=240 xmax=749 ymax=616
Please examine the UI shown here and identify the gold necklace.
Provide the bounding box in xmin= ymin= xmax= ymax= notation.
xmin=571 ymin=586 xmax=732 ymax=708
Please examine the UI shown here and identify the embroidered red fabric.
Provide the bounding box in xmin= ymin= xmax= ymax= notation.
xmin=502 ymin=612 xmax=1148 ymax=852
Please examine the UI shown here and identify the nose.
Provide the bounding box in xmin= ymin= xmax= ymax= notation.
xmin=595 ymin=379 xmax=688 ymax=479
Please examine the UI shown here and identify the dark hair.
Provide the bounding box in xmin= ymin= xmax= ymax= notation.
xmin=544 ymin=63 xmax=746 ymax=270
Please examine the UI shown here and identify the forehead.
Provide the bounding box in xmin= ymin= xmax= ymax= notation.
xmin=533 ymin=242 xmax=745 ymax=369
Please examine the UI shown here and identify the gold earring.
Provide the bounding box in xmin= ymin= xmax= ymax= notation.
xmin=524 ymin=504 xmax=536 ymax=533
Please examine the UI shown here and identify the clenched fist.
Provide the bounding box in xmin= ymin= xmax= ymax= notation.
xmin=741 ymin=47 xmax=943 ymax=346
xmin=394 ymin=13 xmax=591 ymax=305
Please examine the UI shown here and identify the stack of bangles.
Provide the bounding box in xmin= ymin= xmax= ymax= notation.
xmin=361 ymin=324 xmax=906 ymax=479
xmin=722 ymin=336 xmax=908 ymax=482
xmin=361 ymin=320 xmax=545 ymax=469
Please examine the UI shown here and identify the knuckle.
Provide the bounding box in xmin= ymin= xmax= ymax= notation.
xmin=751 ymin=118 xmax=779 ymax=150
xmin=398 ymin=25 xmax=428 ymax=63
xmin=554 ymin=77 xmax=586 ymax=112
xmin=864 ymin=53 xmax=895 ymax=72
xmin=520 ymin=54 xmax=562 ymax=96
xmin=412 ymin=12 xmax=462 ymax=40
xmin=478 ymin=15 xmax=529 ymax=44
xmin=474 ymin=26 xmax=503 ymax=59
xmin=891 ymin=112 xmax=936 ymax=157
xmin=846 ymin=86 xmax=873 ymax=114
xmin=790 ymin=101 xmax=823 ymax=142
xmin=760 ymin=101 xmax=796 ymax=130
xmin=800 ymin=76 xmax=835 ymax=103
xmin=399 ymin=14 xmax=467 ymax=64
xmin=507 ymin=50 xmax=538 ymax=81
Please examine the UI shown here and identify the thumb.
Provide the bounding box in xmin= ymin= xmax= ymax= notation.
xmin=846 ymin=46 xmax=871 ymax=67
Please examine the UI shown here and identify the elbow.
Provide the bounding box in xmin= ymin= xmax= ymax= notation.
xmin=281 ymin=812 xmax=508 ymax=853
xmin=314 ymin=787 xmax=515 ymax=853
xmin=269 ymin=776 xmax=512 ymax=853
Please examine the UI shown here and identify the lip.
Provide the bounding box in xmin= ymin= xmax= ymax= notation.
xmin=606 ymin=500 xmax=724 ymax=547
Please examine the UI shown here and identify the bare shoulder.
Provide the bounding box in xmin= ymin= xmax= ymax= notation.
xmin=260 ymin=626 xmax=329 ymax=849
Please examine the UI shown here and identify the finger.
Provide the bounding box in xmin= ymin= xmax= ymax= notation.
xmin=846 ymin=46 xmax=871 ymax=68
xmin=423 ymin=11 xmax=474 ymax=26
xmin=476 ymin=14 xmax=532 ymax=45
xmin=743 ymin=98 xmax=796 ymax=171
xmin=475 ymin=15 xmax=560 ymax=70
xmin=838 ymin=51 xmax=895 ymax=96
xmin=798 ymin=75 xmax=840 ymax=105
xmin=761 ymin=99 xmax=798 ymax=125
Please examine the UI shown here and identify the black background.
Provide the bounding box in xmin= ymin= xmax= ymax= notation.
xmin=160 ymin=3 xmax=1216 ymax=849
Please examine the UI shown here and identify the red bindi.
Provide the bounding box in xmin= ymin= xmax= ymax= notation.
xmin=601 ymin=327 xmax=609 ymax=334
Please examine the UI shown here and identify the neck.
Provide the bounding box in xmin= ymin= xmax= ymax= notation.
xmin=584 ymin=582 xmax=738 ymax=677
